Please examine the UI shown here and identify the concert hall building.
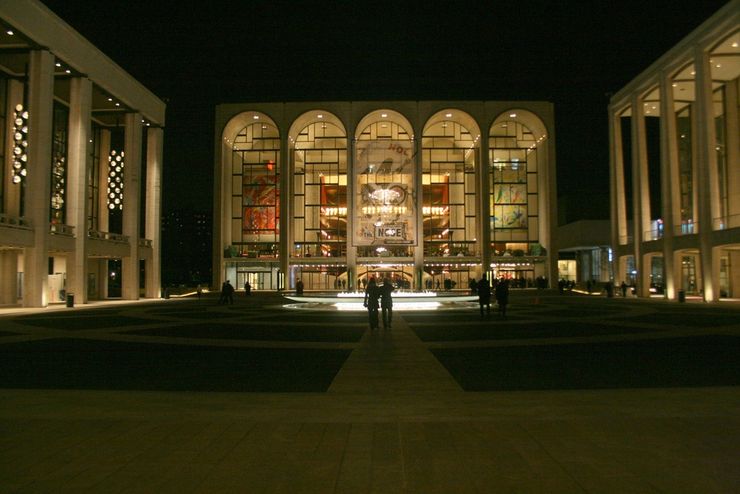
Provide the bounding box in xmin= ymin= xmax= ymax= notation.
xmin=609 ymin=0 xmax=739 ymax=301
xmin=214 ymin=101 xmax=557 ymax=292
xmin=0 ymin=0 xmax=165 ymax=307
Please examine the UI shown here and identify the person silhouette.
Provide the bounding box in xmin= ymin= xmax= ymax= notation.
xmin=363 ymin=277 xmax=380 ymax=330
xmin=380 ymin=278 xmax=394 ymax=329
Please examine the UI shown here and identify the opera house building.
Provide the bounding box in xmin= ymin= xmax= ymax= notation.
xmin=214 ymin=101 xmax=557 ymax=292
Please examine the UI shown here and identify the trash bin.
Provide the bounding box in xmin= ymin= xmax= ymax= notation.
xmin=66 ymin=293 xmax=74 ymax=307
xmin=678 ymin=289 xmax=686 ymax=303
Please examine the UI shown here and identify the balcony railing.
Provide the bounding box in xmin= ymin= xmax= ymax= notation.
xmin=0 ymin=213 xmax=31 ymax=230
xmin=714 ymin=214 xmax=740 ymax=231
xmin=674 ymin=221 xmax=698 ymax=235
xmin=49 ymin=223 xmax=75 ymax=236
xmin=643 ymin=228 xmax=664 ymax=241
xmin=88 ymin=230 xmax=129 ymax=243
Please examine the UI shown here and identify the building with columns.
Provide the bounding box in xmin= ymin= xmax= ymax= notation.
xmin=0 ymin=0 xmax=165 ymax=307
xmin=609 ymin=0 xmax=739 ymax=301
xmin=214 ymin=101 xmax=557 ymax=292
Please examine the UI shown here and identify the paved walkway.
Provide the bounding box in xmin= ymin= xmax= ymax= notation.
xmin=1 ymin=293 xmax=740 ymax=493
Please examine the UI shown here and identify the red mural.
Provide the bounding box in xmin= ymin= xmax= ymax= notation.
xmin=243 ymin=174 xmax=279 ymax=233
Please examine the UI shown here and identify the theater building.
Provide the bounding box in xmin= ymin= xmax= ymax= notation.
xmin=214 ymin=101 xmax=556 ymax=292
xmin=609 ymin=0 xmax=740 ymax=301
xmin=0 ymin=0 xmax=165 ymax=307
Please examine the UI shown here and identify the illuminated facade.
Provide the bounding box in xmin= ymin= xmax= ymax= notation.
xmin=215 ymin=101 xmax=556 ymax=292
xmin=0 ymin=0 xmax=165 ymax=307
xmin=610 ymin=0 xmax=740 ymax=301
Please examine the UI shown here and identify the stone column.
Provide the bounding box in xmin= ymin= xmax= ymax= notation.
xmin=66 ymin=77 xmax=92 ymax=304
xmin=22 ymin=50 xmax=55 ymax=307
xmin=631 ymin=93 xmax=650 ymax=298
xmin=346 ymin=138 xmax=356 ymax=291
xmin=413 ymin=136 xmax=423 ymax=290
xmin=121 ymin=112 xmax=142 ymax=300
xmin=279 ymin=133 xmax=289 ymax=291
xmin=480 ymin=131 xmax=491 ymax=275
xmin=0 ymin=251 xmax=19 ymax=305
xmin=145 ymin=126 xmax=163 ymax=298
xmin=660 ymin=73 xmax=680 ymax=299
xmin=694 ymin=46 xmax=718 ymax=301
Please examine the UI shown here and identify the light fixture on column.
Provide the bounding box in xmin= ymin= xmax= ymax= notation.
xmin=12 ymin=104 xmax=28 ymax=184
xmin=107 ymin=150 xmax=124 ymax=210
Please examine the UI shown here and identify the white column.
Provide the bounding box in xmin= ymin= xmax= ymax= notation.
xmin=660 ymin=73 xmax=679 ymax=299
xmin=145 ymin=126 xmax=163 ymax=298
xmin=609 ymin=107 xmax=628 ymax=250
xmin=66 ymin=77 xmax=92 ymax=304
xmin=413 ymin=137 xmax=423 ymax=290
xmin=480 ymin=132 xmax=491 ymax=273
xmin=122 ymin=112 xmax=142 ymax=300
xmin=279 ymin=133 xmax=289 ymax=290
xmin=346 ymin=138 xmax=356 ymax=291
xmin=694 ymin=46 xmax=718 ymax=301
xmin=631 ymin=94 xmax=649 ymax=297
xmin=544 ymin=133 xmax=558 ymax=286
xmin=22 ymin=50 xmax=55 ymax=307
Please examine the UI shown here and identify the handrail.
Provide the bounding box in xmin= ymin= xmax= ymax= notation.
xmin=0 ymin=213 xmax=32 ymax=229
xmin=88 ymin=230 xmax=129 ymax=243
xmin=714 ymin=214 xmax=740 ymax=230
xmin=49 ymin=223 xmax=75 ymax=236
xmin=674 ymin=221 xmax=698 ymax=235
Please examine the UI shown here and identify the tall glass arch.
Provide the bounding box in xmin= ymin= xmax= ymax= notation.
xmin=290 ymin=112 xmax=348 ymax=289
xmin=488 ymin=114 xmax=545 ymax=284
xmin=230 ymin=119 xmax=280 ymax=258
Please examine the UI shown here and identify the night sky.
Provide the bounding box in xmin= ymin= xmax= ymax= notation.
xmin=42 ymin=0 xmax=730 ymax=220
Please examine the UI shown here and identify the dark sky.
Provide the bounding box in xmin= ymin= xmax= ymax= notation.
xmin=42 ymin=0 xmax=730 ymax=218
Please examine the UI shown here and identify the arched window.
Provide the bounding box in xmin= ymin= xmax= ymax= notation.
xmin=489 ymin=117 xmax=543 ymax=260
xmin=421 ymin=112 xmax=478 ymax=257
xmin=292 ymin=116 xmax=347 ymax=259
xmin=231 ymin=121 xmax=280 ymax=258
xmin=354 ymin=114 xmax=415 ymax=258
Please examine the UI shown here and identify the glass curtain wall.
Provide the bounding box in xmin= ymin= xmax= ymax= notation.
xmin=421 ymin=119 xmax=477 ymax=257
xmin=50 ymin=102 xmax=69 ymax=225
xmin=489 ymin=120 xmax=539 ymax=284
xmin=86 ymin=124 xmax=101 ymax=231
xmin=292 ymin=119 xmax=348 ymax=290
xmin=673 ymin=64 xmax=696 ymax=234
xmin=355 ymin=120 xmax=413 ymax=258
xmin=230 ymin=122 xmax=280 ymax=258
xmin=714 ymin=86 xmax=728 ymax=226
xmin=643 ymin=87 xmax=662 ymax=239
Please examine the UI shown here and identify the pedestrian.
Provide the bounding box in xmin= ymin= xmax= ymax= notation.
xmin=244 ymin=280 xmax=251 ymax=296
xmin=296 ymin=278 xmax=304 ymax=295
xmin=495 ymin=278 xmax=510 ymax=318
xmin=218 ymin=281 xmax=228 ymax=304
xmin=380 ymin=278 xmax=394 ymax=329
xmin=225 ymin=280 xmax=235 ymax=304
xmin=435 ymin=279 xmax=441 ymax=291
xmin=363 ymin=277 xmax=380 ymax=330
xmin=477 ymin=275 xmax=491 ymax=317
xmin=469 ymin=277 xmax=478 ymax=295
xmin=620 ymin=281 xmax=627 ymax=297
xmin=196 ymin=284 xmax=202 ymax=300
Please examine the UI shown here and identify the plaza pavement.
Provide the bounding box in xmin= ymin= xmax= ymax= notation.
xmin=1 ymin=291 xmax=739 ymax=493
